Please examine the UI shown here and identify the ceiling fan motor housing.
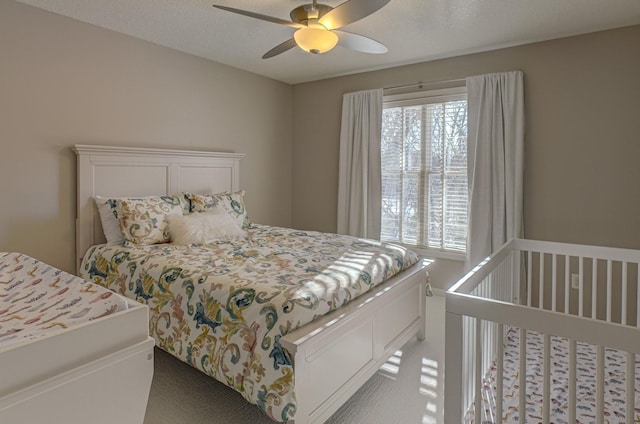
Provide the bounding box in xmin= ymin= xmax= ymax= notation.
xmin=289 ymin=3 xmax=333 ymax=24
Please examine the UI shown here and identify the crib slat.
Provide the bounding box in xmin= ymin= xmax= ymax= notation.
xmin=592 ymin=259 xmax=598 ymax=319
xmin=607 ymin=260 xmax=612 ymax=322
xmin=565 ymin=255 xmax=570 ymax=314
xmin=539 ymin=254 xmax=544 ymax=308
xmin=513 ymin=249 xmax=521 ymax=304
xmin=552 ymin=254 xmax=557 ymax=312
xmin=482 ymin=320 xmax=489 ymax=414
xmin=496 ymin=323 xmax=504 ymax=424
xmin=622 ymin=261 xmax=628 ymax=325
xmin=461 ymin=317 xmax=472 ymax=422
xmin=528 ymin=251 xmax=533 ymax=307
xmin=543 ymin=333 xmax=551 ymax=424
xmin=596 ymin=345 xmax=605 ymax=423
xmin=626 ymin=351 xmax=634 ymax=424
xmin=467 ymin=317 xmax=473 ymax=421
xmin=519 ymin=328 xmax=526 ymax=422
xmin=568 ymin=339 xmax=576 ymax=424
xmin=475 ymin=318 xmax=482 ymax=422
xmin=579 ymin=256 xmax=584 ymax=317
xmin=625 ymin=352 xmax=636 ymax=424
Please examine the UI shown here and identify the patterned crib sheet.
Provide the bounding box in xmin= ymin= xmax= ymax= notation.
xmin=467 ymin=326 xmax=640 ymax=423
xmin=0 ymin=252 xmax=130 ymax=348
xmin=80 ymin=224 xmax=419 ymax=423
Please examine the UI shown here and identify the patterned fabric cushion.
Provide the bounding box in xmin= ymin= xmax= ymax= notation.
xmin=115 ymin=195 xmax=190 ymax=245
xmin=187 ymin=191 xmax=250 ymax=229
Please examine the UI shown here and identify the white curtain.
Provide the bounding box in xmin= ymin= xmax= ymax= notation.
xmin=466 ymin=71 xmax=525 ymax=268
xmin=337 ymin=88 xmax=383 ymax=238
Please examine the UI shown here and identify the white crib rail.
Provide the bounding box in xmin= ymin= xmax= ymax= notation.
xmin=445 ymin=239 xmax=640 ymax=424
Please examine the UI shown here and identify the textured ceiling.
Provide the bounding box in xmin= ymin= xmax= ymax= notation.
xmin=16 ymin=0 xmax=640 ymax=84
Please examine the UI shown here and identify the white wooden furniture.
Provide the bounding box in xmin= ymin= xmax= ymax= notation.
xmin=445 ymin=239 xmax=640 ymax=423
xmin=74 ymin=144 xmax=429 ymax=424
xmin=0 ymin=291 xmax=154 ymax=423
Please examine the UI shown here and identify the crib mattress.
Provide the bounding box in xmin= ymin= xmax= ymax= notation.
xmin=468 ymin=327 xmax=640 ymax=423
xmin=0 ymin=252 xmax=130 ymax=348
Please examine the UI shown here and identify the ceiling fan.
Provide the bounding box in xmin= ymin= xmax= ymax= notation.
xmin=212 ymin=0 xmax=390 ymax=59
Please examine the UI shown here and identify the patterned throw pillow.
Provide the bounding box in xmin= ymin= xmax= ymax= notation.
xmin=115 ymin=195 xmax=189 ymax=245
xmin=187 ymin=191 xmax=250 ymax=229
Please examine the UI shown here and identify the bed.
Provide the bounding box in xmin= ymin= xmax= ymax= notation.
xmin=0 ymin=251 xmax=154 ymax=424
xmin=445 ymin=238 xmax=640 ymax=424
xmin=73 ymin=144 xmax=430 ymax=424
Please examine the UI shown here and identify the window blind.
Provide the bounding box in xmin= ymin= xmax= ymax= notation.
xmin=381 ymin=91 xmax=468 ymax=253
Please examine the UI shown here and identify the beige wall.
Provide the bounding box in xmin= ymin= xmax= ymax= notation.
xmin=3 ymin=1 xmax=639 ymax=291
xmin=0 ymin=1 xmax=293 ymax=274
xmin=291 ymin=25 xmax=640 ymax=290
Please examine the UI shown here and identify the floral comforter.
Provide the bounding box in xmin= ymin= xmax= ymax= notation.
xmin=80 ymin=224 xmax=419 ymax=422
xmin=0 ymin=252 xmax=130 ymax=347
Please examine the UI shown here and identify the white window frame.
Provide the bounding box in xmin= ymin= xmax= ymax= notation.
xmin=381 ymin=86 xmax=468 ymax=261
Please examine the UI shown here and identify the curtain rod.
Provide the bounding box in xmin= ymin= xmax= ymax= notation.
xmin=384 ymin=77 xmax=466 ymax=91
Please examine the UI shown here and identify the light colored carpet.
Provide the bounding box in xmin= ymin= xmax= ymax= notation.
xmin=144 ymin=296 xmax=445 ymax=424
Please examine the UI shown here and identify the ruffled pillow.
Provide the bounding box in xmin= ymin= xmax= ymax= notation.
xmin=186 ymin=191 xmax=250 ymax=229
xmin=167 ymin=210 xmax=246 ymax=245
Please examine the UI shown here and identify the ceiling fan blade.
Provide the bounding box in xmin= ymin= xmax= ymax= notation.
xmin=334 ymin=30 xmax=387 ymax=54
xmin=262 ymin=38 xmax=298 ymax=59
xmin=318 ymin=0 xmax=390 ymax=30
xmin=212 ymin=5 xmax=303 ymax=28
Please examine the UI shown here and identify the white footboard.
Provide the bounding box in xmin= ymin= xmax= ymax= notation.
xmin=445 ymin=239 xmax=640 ymax=424
xmin=281 ymin=261 xmax=428 ymax=424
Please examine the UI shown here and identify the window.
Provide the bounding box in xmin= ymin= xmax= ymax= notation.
xmin=380 ymin=88 xmax=468 ymax=256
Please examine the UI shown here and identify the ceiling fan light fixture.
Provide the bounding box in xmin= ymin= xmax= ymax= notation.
xmin=294 ymin=26 xmax=338 ymax=54
xmin=213 ymin=0 xmax=390 ymax=58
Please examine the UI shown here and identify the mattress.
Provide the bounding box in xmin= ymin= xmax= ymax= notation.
xmin=0 ymin=252 xmax=130 ymax=348
xmin=80 ymin=224 xmax=419 ymax=422
xmin=468 ymin=326 xmax=640 ymax=423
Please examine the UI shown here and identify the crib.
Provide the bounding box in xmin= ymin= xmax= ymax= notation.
xmin=0 ymin=252 xmax=154 ymax=423
xmin=445 ymin=238 xmax=640 ymax=424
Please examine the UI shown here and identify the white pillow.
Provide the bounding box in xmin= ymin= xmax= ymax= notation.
xmin=94 ymin=195 xmax=124 ymax=245
xmin=167 ymin=210 xmax=246 ymax=245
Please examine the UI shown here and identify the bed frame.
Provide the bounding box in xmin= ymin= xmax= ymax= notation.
xmin=445 ymin=238 xmax=640 ymax=423
xmin=0 ymin=281 xmax=154 ymax=423
xmin=74 ymin=144 xmax=428 ymax=424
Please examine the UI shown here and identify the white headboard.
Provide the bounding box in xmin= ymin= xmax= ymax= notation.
xmin=74 ymin=144 xmax=244 ymax=272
